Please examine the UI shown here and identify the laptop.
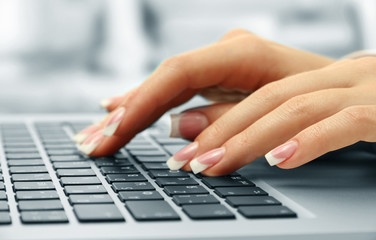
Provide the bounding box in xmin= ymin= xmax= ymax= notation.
xmin=0 ymin=110 xmax=375 ymax=240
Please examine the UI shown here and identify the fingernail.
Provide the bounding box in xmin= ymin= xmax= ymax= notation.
xmin=78 ymin=130 xmax=105 ymax=155
xmin=265 ymin=140 xmax=298 ymax=166
xmin=166 ymin=142 xmax=199 ymax=170
xmin=190 ymin=147 xmax=226 ymax=174
xmin=100 ymin=98 xmax=112 ymax=108
xmin=103 ymin=107 xmax=125 ymax=136
xmin=169 ymin=112 xmax=209 ymax=139
xmin=72 ymin=124 xmax=100 ymax=144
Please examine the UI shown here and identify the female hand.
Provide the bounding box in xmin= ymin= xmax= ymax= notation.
xmin=73 ymin=29 xmax=335 ymax=172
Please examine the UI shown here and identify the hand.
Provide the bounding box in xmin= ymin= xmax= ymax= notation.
xmin=73 ymin=29 xmax=333 ymax=168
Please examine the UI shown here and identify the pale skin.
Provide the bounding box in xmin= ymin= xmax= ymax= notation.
xmin=75 ymin=29 xmax=376 ymax=176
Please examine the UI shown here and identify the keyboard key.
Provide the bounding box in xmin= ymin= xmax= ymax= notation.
xmin=112 ymin=182 xmax=155 ymax=192
xmin=126 ymin=201 xmax=180 ymax=221
xmin=155 ymin=138 xmax=189 ymax=145
xmin=148 ymin=170 xmax=189 ymax=178
xmin=46 ymin=149 xmax=80 ymax=155
xmin=182 ymin=204 xmax=235 ymax=220
xmin=226 ymin=196 xmax=281 ymax=207
xmin=56 ymin=169 xmax=96 ymax=177
xmin=50 ymin=155 xmax=87 ymax=162
xmin=163 ymin=145 xmax=187 ymax=155
xmin=130 ymin=150 xmax=167 ymax=157
xmin=0 ymin=182 xmax=4 ymax=190
xmin=172 ymin=194 xmax=220 ymax=206
xmin=44 ymin=143 xmax=76 ymax=149
xmin=16 ymin=191 xmax=59 ymax=200
xmin=9 ymin=166 xmax=48 ymax=174
xmin=13 ymin=182 xmax=55 ymax=191
xmin=238 ymin=206 xmax=297 ymax=219
xmin=7 ymin=160 xmax=45 ymax=166
xmin=53 ymin=161 xmax=91 ymax=169
xmin=64 ymin=185 xmax=107 ymax=195
xmin=74 ymin=204 xmax=124 ymax=222
xmin=0 ymin=212 xmax=11 ymax=224
xmin=21 ymin=211 xmax=68 ymax=223
xmin=69 ymin=194 xmax=113 ymax=204
xmin=135 ymin=156 xmax=167 ymax=163
xmin=0 ymin=201 xmax=9 ymax=211
xmin=94 ymin=158 xmax=132 ymax=167
xmin=214 ymin=187 xmax=268 ymax=197
xmin=100 ymin=166 xmax=139 ymax=175
xmin=3 ymin=142 xmax=35 ymax=148
xmin=0 ymin=191 xmax=7 ymax=200
xmin=142 ymin=163 xmax=169 ymax=170
xmin=6 ymin=153 xmax=41 ymax=159
xmin=12 ymin=173 xmax=51 ymax=182
xmin=126 ymin=145 xmax=159 ymax=151
xmin=164 ymin=185 xmax=208 ymax=196
xmin=202 ymin=176 xmax=255 ymax=188
xmin=5 ymin=147 xmax=38 ymax=153
xmin=118 ymin=191 xmax=163 ymax=201
xmin=155 ymin=177 xmax=198 ymax=187
xmin=60 ymin=177 xmax=101 ymax=185
xmin=106 ymin=173 xmax=147 ymax=183
xmin=18 ymin=200 xmax=63 ymax=211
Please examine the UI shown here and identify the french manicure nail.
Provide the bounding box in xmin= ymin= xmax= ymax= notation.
xmin=169 ymin=112 xmax=209 ymax=139
xmin=265 ymin=140 xmax=298 ymax=166
xmin=167 ymin=142 xmax=199 ymax=170
xmin=78 ymin=130 xmax=105 ymax=155
xmin=72 ymin=124 xmax=100 ymax=144
xmin=100 ymin=98 xmax=112 ymax=108
xmin=190 ymin=147 xmax=226 ymax=174
xmin=103 ymin=107 xmax=125 ymax=136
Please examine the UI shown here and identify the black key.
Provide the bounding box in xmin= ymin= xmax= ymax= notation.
xmin=6 ymin=153 xmax=41 ymax=159
xmin=60 ymin=177 xmax=101 ymax=186
xmin=118 ymin=191 xmax=163 ymax=201
xmin=214 ymin=187 xmax=268 ymax=197
xmin=18 ymin=200 xmax=63 ymax=211
xmin=64 ymin=185 xmax=107 ymax=195
xmin=164 ymin=185 xmax=208 ymax=196
xmin=0 ymin=201 xmax=9 ymax=211
xmin=130 ymin=150 xmax=167 ymax=157
xmin=148 ymin=170 xmax=189 ymax=178
xmin=0 ymin=191 xmax=7 ymax=200
xmin=0 ymin=212 xmax=11 ymax=224
xmin=94 ymin=158 xmax=132 ymax=167
xmin=46 ymin=149 xmax=80 ymax=155
xmin=182 ymin=204 xmax=235 ymax=220
xmin=9 ymin=166 xmax=48 ymax=174
xmin=53 ymin=162 xmax=91 ymax=169
xmin=135 ymin=156 xmax=167 ymax=163
xmin=12 ymin=173 xmax=51 ymax=182
xmin=106 ymin=174 xmax=147 ymax=183
xmin=14 ymin=181 xmax=55 ymax=191
xmin=112 ymin=182 xmax=154 ymax=192
xmin=16 ymin=191 xmax=59 ymax=200
xmin=74 ymin=204 xmax=124 ymax=222
xmin=226 ymin=196 xmax=281 ymax=207
xmin=50 ymin=155 xmax=87 ymax=162
xmin=69 ymin=194 xmax=113 ymax=204
xmin=201 ymin=176 xmax=255 ymax=188
xmin=155 ymin=178 xmax=198 ymax=187
xmin=100 ymin=166 xmax=139 ymax=175
xmin=142 ymin=163 xmax=169 ymax=170
xmin=7 ymin=159 xmax=44 ymax=166
xmin=126 ymin=200 xmax=180 ymax=221
xmin=21 ymin=211 xmax=68 ymax=223
xmin=173 ymin=194 xmax=219 ymax=206
xmin=238 ymin=206 xmax=297 ymax=219
xmin=56 ymin=169 xmax=96 ymax=177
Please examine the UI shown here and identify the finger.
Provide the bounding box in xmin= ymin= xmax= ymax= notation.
xmin=170 ymin=103 xmax=236 ymax=141
xmin=100 ymin=95 xmax=124 ymax=111
xmin=275 ymin=105 xmax=376 ymax=169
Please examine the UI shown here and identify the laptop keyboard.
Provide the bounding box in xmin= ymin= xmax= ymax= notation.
xmin=0 ymin=120 xmax=297 ymax=225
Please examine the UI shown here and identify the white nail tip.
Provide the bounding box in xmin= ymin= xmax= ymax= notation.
xmin=103 ymin=122 xmax=120 ymax=136
xmin=100 ymin=98 xmax=111 ymax=108
xmin=265 ymin=152 xmax=285 ymax=166
xmin=166 ymin=157 xmax=188 ymax=170
xmin=169 ymin=114 xmax=182 ymax=138
xmin=190 ymin=159 xmax=211 ymax=174
xmin=78 ymin=143 xmax=97 ymax=155
xmin=72 ymin=133 xmax=88 ymax=144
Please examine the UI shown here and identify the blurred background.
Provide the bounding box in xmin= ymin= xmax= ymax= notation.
xmin=0 ymin=0 xmax=375 ymax=113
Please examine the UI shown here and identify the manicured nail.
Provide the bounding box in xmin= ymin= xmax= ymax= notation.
xmin=72 ymin=124 xmax=100 ymax=144
xmin=103 ymin=107 xmax=125 ymax=136
xmin=190 ymin=147 xmax=226 ymax=174
xmin=78 ymin=130 xmax=105 ymax=155
xmin=169 ymin=112 xmax=209 ymax=139
xmin=167 ymin=142 xmax=198 ymax=170
xmin=265 ymin=140 xmax=298 ymax=166
xmin=100 ymin=98 xmax=112 ymax=108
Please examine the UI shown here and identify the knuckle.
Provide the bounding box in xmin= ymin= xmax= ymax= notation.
xmin=222 ymin=28 xmax=251 ymax=39
xmin=160 ymin=55 xmax=189 ymax=72
xmin=351 ymin=57 xmax=376 ymax=76
xmin=196 ymin=121 xmax=224 ymax=143
xmin=255 ymin=81 xmax=284 ymax=104
xmin=341 ymin=106 xmax=371 ymax=126
xmin=282 ymin=95 xmax=312 ymax=118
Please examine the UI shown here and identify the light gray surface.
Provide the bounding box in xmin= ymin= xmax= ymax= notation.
xmin=0 ymin=114 xmax=375 ymax=240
